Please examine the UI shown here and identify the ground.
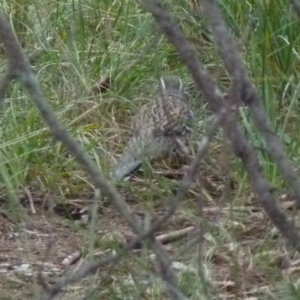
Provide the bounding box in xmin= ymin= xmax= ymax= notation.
xmin=1 ymin=1 xmax=300 ymax=299
xmin=0 ymin=174 xmax=299 ymax=299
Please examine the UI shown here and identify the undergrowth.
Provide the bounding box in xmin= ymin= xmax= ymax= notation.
xmin=0 ymin=0 xmax=300 ymax=299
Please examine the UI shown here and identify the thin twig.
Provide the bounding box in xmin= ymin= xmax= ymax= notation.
xmin=141 ymin=0 xmax=300 ymax=250
xmin=0 ymin=12 xmax=184 ymax=300
xmin=149 ymin=112 xmax=226 ymax=236
xmin=156 ymin=226 xmax=195 ymax=244
xmin=203 ymin=0 xmax=300 ymax=208
xmin=25 ymin=187 xmax=36 ymax=214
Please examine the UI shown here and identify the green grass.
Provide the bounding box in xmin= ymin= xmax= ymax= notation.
xmin=0 ymin=0 xmax=300 ymax=299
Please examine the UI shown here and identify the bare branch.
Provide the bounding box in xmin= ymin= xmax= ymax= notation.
xmin=0 ymin=71 xmax=14 ymax=103
xmin=228 ymin=114 xmax=300 ymax=250
xmin=133 ymin=111 xmax=225 ymax=246
xmin=0 ymin=11 xmax=141 ymax=235
xmin=0 ymin=12 xmax=184 ymax=299
xmin=202 ymin=0 xmax=300 ymax=208
xmin=288 ymin=0 xmax=300 ymax=18
xmin=41 ymin=238 xmax=141 ymax=300
xmin=150 ymin=238 xmax=188 ymax=300
xmin=156 ymin=226 xmax=195 ymax=244
xmin=157 ymin=112 xmax=225 ymax=221
xmin=0 ymin=13 xmax=31 ymax=104
xmin=140 ymin=0 xmax=224 ymax=114
xmin=141 ymin=0 xmax=300 ymax=250
xmin=42 ymin=225 xmax=192 ymax=300
xmin=1 ymin=0 xmax=300 ymax=298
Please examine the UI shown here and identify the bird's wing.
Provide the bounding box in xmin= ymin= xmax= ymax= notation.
xmin=130 ymin=101 xmax=159 ymax=137
xmin=131 ymin=95 xmax=193 ymax=138
xmin=153 ymin=95 xmax=193 ymax=136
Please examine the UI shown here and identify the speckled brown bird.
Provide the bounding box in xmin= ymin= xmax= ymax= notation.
xmin=112 ymin=76 xmax=193 ymax=180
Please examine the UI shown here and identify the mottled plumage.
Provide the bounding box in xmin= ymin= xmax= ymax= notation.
xmin=113 ymin=76 xmax=193 ymax=180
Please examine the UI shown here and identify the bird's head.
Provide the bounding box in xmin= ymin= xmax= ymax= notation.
xmin=159 ymin=75 xmax=188 ymax=101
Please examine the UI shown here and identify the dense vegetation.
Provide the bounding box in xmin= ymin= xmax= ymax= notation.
xmin=1 ymin=0 xmax=300 ymax=299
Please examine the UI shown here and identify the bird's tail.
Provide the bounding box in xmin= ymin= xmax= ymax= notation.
xmin=112 ymin=146 xmax=142 ymax=180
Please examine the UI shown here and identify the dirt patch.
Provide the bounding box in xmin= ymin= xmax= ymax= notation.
xmin=0 ymin=182 xmax=296 ymax=299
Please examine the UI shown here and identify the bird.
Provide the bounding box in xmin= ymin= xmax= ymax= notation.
xmin=112 ymin=75 xmax=193 ymax=180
